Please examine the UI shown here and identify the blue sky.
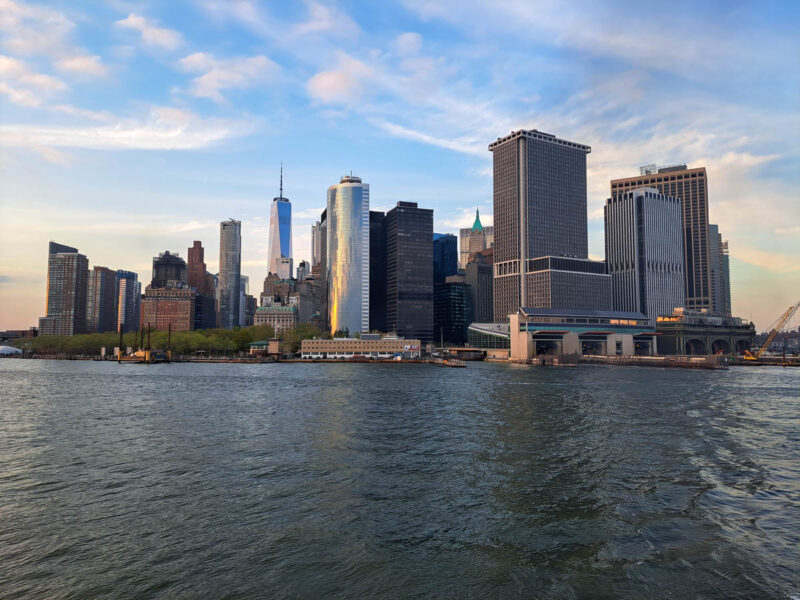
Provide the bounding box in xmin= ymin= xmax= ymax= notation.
xmin=0 ymin=0 xmax=798 ymax=330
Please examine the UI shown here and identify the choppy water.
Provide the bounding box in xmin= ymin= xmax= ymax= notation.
xmin=0 ymin=359 xmax=798 ymax=599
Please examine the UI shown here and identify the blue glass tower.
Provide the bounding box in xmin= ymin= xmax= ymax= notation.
xmin=268 ymin=165 xmax=293 ymax=279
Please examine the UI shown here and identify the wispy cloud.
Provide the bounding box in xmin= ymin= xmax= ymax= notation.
xmin=115 ymin=13 xmax=183 ymax=50
xmin=178 ymin=52 xmax=280 ymax=104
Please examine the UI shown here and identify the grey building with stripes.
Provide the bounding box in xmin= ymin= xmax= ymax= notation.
xmin=604 ymin=187 xmax=685 ymax=323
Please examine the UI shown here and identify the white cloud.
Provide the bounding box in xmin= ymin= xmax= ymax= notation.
xmin=293 ymin=1 xmax=359 ymax=37
xmin=0 ymin=54 xmax=66 ymax=106
xmin=55 ymin=54 xmax=107 ymax=77
xmin=307 ymin=54 xmax=372 ymax=105
xmin=116 ymin=13 xmax=183 ymax=50
xmin=178 ymin=52 xmax=279 ymax=104
xmin=0 ymin=106 xmax=253 ymax=154
xmin=394 ymin=32 xmax=422 ymax=55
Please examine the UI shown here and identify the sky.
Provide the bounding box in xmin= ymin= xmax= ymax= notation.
xmin=0 ymin=0 xmax=798 ymax=332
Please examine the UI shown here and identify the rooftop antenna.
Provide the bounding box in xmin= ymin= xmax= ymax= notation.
xmin=279 ymin=162 xmax=283 ymax=198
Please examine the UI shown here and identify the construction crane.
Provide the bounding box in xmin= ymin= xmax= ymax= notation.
xmin=744 ymin=299 xmax=800 ymax=360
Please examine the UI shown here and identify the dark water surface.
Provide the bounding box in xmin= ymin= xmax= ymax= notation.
xmin=1 ymin=360 xmax=798 ymax=599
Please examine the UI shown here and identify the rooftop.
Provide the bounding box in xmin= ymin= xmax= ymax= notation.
xmin=488 ymin=129 xmax=591 ymax=153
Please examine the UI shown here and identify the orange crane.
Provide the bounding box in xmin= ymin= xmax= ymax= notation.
xmin=744 ymin=299 xmax=800 ymax=360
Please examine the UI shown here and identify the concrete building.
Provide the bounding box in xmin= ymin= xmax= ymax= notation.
xmin=326 ymin=175 xmax=369 ymax=335
xmin=301 ymin=335 xmax=421 ymax=359
xmin=296 ymin=260 xmax=310 ymax=282
xmin=311 ymin=221 xmax=322 ymax=268
xmin=268 ymin=167 xmax=293 ymax=279
xmin=434 ymin=274 xmax=473 ymax=346
xmin=115 ymin=270 xmax=141 ymax=333
xmin=369 ymin=210 xmax=386 ymax=332
xmin=433 ymin=233 xmax=458 ymax=284
xmin=611 ymin=164 xmax=713 ymax=312
xmin=656 ymin=309 xmax=754 ymax=355
xmin=187 ymin=241 xmax=215 ymax=296
xmin=39 ymin=242 xmax=89 ymax=336
xmin=254 ymin=305 xmax=297 ymax=334
xmin=385 ymin=201 xmax=434 ymax=343
xmin=489 ymin=129 xmax=609 ymax=321
xmin=605 ymin=187 xmax=685 ymax=323
xmin=151 ymin=251 xmax=187 ymax=288
xmin=86 ymin=266 xmax=118 ymax=333
xmin=509 ymin=308 xmax=657 ymax=360
xmin=465 ymin=252 xmax=493 ymax=323
xmin=460 ymin=214 xmax=494 ymax=268
xmin=219 ymin=219 xmax=241 ymax=329
xmin=318 ymin=209 xmax=328 ymax=329
xmin=141 ymin=285 xmax=196 ymax=331
xmin=708 ymin=224 xmax=732 ymax=317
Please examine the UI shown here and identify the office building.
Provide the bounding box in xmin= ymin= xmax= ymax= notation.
xmin=39 ymin=242 xmax=89 ymax=336
xmin=433 ymin=233 xmax=458 ymax=284
xmin=369 ymin=210 xmax=386 ymax=332
xmin=219 ymin=219 xmax=242 ymax=329
xmin=296 ymin=260 xmax=310 ymax=282
xmin=490 ymin=129 xmax=613 ymax=320
xmin=708 ymin=224 xmax=732 ymax=317
xmin=318 ymin=209 xmax=328 ymax=329
xmin=240 ymin=275 xmax=250 ymax=327
xmin=459 ymin=212 xmax=494 ymax=268
xmin=116 ymin=270 xmax=141 ymax=333
xmin=611 ymin=164 xmax=713 ymax=311
xmin=254 ymin=305 xmax=297 ymax=334
xmin=385 ymin=201 xmax=434 ymax=343
xmin=86 ymin=266 xmax=118 ymax=333
xmin=434 ymin=274 xmax=473 ymax=346
xmin=268 ymin=168 xmax=292 ymax=279
xmin=311 ymin=221 xmax=322 ymax=268
xmin=326 ymin=174 xmax=369 ymax=335
xmin=605 ymin=187 xmax=685 ymax=322
xmin=465 ymin=252 xmax=493 ymax=322
xmin=141 ymin=284 xmax=196 ymax=331
xmin=151 ymin=251 xmax=187 ymax=288
xmin=187 ymin=241 xmax=214 ymax=296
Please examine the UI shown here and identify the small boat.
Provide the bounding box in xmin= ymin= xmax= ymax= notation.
xmin=433 ymin=357 xmax=466 ymax=368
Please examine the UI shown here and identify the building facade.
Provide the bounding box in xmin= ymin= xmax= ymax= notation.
xmin=605 ymin=187 xmax=685 ymax=322
xmin=708 ymin=224 xmax=732 ymax=317
xmin=267 ymin=167 xmax=293 ymax=279
xmin=369 ymin=210 xmax=386 ymax=332
xmin=301 ymin=335 xmax=421 ymax=359
xmin=86 ymin=266 xmax=118 ymax=333
xmin=433 ymin=233 xmax=458 ymax=284
xmin=39 ymin=242 xmax=89 ymax=336
xmin=465 ymin=252 xmax=493 ymax=323
xmin=489 ymin=129 xmax=597 ymax=321
xmin=296 ymin=260 xmax=310 ymax=282
xmin=151 ymin=251 xmax=187 ymax=288
xmin=116 ymin=270 xmax=141 ymax=333
xmin=254 ymin=305 xmax=297 ymax=334
xmin=434 ymin=275 xmax=473 ymax=346
xmin=311 ymin=221 xmax=322 ymax=268
xmin=187 ymin=241 xmax=214 ymax=296
xmin=611 ymin=165 xmax=713 ymax=312
xmin=219 ymin=219 xmax=242 ymax=329
xmin=385 ymin=201 xmax=434 ymax=343
xmin=326 ymin=175 xmax=369 ymax=335
xmin=141 ymin=285 xmax=196 ymax=331
xmin=656 ymin=309 xmax=754 ymax=355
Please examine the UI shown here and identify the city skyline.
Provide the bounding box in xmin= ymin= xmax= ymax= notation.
xmin=1 ymin=1 xmax=798 ymax=331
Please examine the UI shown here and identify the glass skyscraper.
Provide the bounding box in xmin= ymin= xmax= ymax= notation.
xmin=268 ymin=175 xmax=292 ymax=279
xmin=116 ymin=270 xmax=141 ymax=333
xmin=326 ymin=174 xmax=369 ymax=335
xmin=219 ymin=219 xmax=242 ymax=329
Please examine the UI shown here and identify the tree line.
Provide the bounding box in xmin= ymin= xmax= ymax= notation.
xmin=12 ymin=323 xmax=331 ymax=356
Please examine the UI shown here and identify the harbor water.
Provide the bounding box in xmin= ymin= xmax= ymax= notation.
xmin=1 ymin=360 xmax=798 ymax=599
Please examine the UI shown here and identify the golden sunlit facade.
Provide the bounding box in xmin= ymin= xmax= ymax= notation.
xmin=326 ymin=175 xmax=369 ymax=335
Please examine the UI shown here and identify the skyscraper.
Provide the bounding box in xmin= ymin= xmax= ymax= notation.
xmin=86 ymin=266 xmax=118 ymax=333
xmin=311 ymin=221 xmax=321 ymax=268
xmin=38 ymin=242 xmax=89 ymax=336
xmin=385 ymin=201 xmax=434 ymax=343
xmin=433 ymin=233 xmax=458 ymax=284
xmin=268 ymin=167 xmax=292 ymax=279
xmin=296 ymin=260 xmax=310 ymax=281
xmin=369 ymin=210 xmax=386 ymax=332
xmin=219 ymin=219 xmax=242 ymax=329
xmin=605 ymin=187 xmax=685 ymax=322
xmin=490 ymin=129 xmax=610 ymax=321
xmin=465 ymin=252 xmax=493 ymax=322
xmin=116 ymin=270 xmax=141 ymax=333
xmin=151 ymin=251 xmax=187 ymax=288
xmin=187 ymin=241 xmax=214 ymax=296
xmin=708 ymin=224 xmax=732 ymax=317
xmin=611 ymin=165 xmax=712 ymax=312
xmin=326 ymin=174 xmax=369 ymax=335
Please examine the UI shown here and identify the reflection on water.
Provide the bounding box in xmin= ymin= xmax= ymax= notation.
xmin=0 ymin=360 xmax=797 ymax=599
